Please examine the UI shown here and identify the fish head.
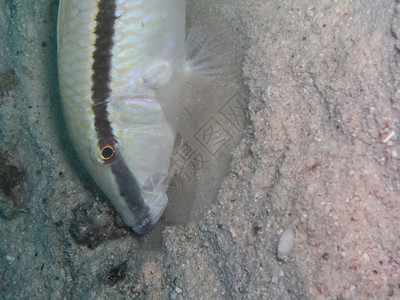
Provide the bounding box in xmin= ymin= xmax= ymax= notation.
xmin=84 ymin=94 xmax=175 ymax=234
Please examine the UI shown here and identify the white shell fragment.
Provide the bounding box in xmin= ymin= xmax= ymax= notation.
xmin=278 ymin=228 xmax=295 ymax=258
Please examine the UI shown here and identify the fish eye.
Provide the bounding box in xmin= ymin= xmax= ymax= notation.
xmin=101 ymin=145 xmax=114 ymax=160
xmin=95 ymin=138 xmax=120 ymax=165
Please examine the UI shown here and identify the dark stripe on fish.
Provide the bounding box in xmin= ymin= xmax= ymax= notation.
xmin=91 ymin=0 xmax=151 ymax=234
xmin=91 ymin=0 xmax=116 ymax=145
xmin=111 ymin=159 xmax=152 ymax=234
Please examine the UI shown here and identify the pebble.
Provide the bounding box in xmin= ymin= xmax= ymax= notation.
xmin=278 ymin=228 xmax=295 ymax=258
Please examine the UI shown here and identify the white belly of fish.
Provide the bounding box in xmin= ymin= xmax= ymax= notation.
xmin=57 ymin=0 xmax=185 ymax=234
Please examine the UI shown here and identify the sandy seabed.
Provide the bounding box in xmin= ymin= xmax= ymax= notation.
xmin=1 ymin=0 xmax=400 ymax=299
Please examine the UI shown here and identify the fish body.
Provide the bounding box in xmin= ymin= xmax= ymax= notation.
xmin=57 ymin=0 xmax=186 ymax=234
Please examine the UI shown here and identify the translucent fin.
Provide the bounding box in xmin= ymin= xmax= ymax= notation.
xmin=142 ymin=172 xmax=171 ymax=223
xmin=148 ymin=193 xmax=168 ymax=223
xmin=185 ymin=26 xmax=239 ymax=79
xmin=131 ymin=194 xmax=167 ymax=235
xmin=154 ymin=26 xmax=241 ymax=158
xmin=150 ymin=25 xmax=246 ymax=228
xmin=143 ymin=61 xmax=174 ymax=89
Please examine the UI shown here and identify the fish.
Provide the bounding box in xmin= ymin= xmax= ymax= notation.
xmin=57 ymin=0 xmax=187 ymax=234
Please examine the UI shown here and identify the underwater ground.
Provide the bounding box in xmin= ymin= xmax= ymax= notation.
xmin=1 ymin=0 xmax=400 ymax=299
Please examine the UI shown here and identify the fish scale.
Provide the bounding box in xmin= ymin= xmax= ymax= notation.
xmin=58 ymin=0 xmax=186 ymax=234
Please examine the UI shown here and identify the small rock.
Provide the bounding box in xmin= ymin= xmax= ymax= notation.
xmin=278 ymin=228 xmax=295 ymax=258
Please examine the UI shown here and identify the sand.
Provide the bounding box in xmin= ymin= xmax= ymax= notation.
xmin=1 ymin=0 xmax=399 ymax=299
